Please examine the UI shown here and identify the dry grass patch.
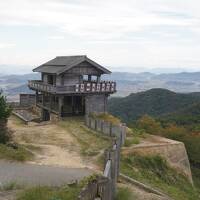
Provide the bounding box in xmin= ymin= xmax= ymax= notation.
xmin=59 ymin=117 xmax=112 ymax=158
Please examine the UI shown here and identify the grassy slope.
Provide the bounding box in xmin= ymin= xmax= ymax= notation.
xmin=58 ymin=117 xmax=112 ymax=160
xmin=0 ymin=144 xmax=33 ymax=161
xmin=121 ymin=154 xmax=200 ymax=200
xmin=0 ymin=117 xmax=34 ymax=162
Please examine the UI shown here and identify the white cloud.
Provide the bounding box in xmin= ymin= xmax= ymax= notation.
xmin=47 ymin=36 xmax=65 ymax=40
xmin=0 ymin=0 xmax=199 ymax=40
xmin=0 ymin=0 xmax=200 ymax=70
xmin=0 ymin=43 xmax=16 ymax=49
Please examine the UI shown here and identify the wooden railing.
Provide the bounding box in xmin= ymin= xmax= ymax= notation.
xmin=78 ymin=138 xmax=122 ymax=200
xmin=28 ymin=80 xmax=116 ymax=94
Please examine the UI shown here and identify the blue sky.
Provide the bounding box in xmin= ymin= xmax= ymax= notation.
xmin=0 ymin=0 xmax=200 ymax=73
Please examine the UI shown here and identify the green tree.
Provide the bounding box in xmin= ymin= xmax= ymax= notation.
xmin=0 ymin=92 xmax=12 ymax=143
xmin=136 ymin=115 xmax=163 ymax=135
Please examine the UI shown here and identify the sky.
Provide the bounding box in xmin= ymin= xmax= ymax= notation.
xmin=0 ymin=0 xmax=200 ymax=74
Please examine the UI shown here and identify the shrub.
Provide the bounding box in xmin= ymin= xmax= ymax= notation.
xmin=136 ymin=115 xmax=162 ymax=135
xmin=0 ymin=92 xmax=12 ymax=144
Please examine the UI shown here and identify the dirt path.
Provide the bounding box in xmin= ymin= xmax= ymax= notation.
xmin=28 ymin=144 xmax=85 ymax=168
xmin=8 ymin=116 xmax=87 ymax=168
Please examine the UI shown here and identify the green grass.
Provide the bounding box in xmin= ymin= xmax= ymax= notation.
xmin=16 ymin=175 xmax=98 ymax=200
xmin=115 ymin=187 xmax=135 ymax=200
xmin=124 ymin=137 xmax=140 ymax=147
xmin=0 ymin=144 xmax=34 ymax=161
xmin=59 ymin=117 xmax=112 ymax=157
xmin=121 ymin=153 xmax=200 ymax=200
xmin=16 ymin=185 xmax=81 ymax=200
xmin=192 ymin=167 xmax=200 ymax=190
xmin=0 ymin=182 xmax=23 ymax=191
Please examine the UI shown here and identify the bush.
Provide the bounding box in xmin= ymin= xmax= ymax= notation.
xmin=136 ymin=115 xmax=162 ymax=135
xmin=0 ymin=92 xmax=12 ymax=144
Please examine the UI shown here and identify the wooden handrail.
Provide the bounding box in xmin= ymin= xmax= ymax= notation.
xmin=28 ymin=80 xmax=116 ymax=94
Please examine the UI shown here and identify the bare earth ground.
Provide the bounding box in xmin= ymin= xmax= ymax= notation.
xmin=8 ymin=116 xmax=89 ymax=168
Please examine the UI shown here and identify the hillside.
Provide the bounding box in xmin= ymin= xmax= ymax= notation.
xmin=160 ymin=103 xmax=200 ymax=126
xmin=108 ymin=88 xmax=200 ymax=123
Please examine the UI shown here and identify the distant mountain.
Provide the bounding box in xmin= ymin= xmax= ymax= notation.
xmin=2 ymin=71 xmax=200 ymax=101
xmin=103 ymin=72 xmax=154 ymax=81
xmin=108 ymin=88 xmax=200 ymax=123
xmin=0 ymin=65 xmax=32 ymax=75
xmin=6 ymin=84 xmax=33 ymax=95
xmin=154 ymin=72 xmax=200 ymax=82
xmin=0 ymin=73 xmax=40 ymax=83
xmin=104 ymin=72 xmax=200 ymax=96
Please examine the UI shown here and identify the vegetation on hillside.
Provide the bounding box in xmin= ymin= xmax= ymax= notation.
xmin=135 ymin=115 xmax=200 ymax=190
xmin=109 ymin=89 xmax=200 ymax=191
xmin=121 ymin=153 xmax=200 ymax=200
xmin=108 ymin=88 xmax=200 ymax=124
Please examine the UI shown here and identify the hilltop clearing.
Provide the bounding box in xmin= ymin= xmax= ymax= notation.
xmin=8 ymin=116 xmax=111 ymax=169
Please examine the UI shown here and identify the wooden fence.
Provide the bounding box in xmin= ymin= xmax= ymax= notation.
xmin=78 ymin=136 xmax=122 ymax=200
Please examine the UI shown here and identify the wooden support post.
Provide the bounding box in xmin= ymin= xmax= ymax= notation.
xmin=97 ymin=75 xmax=101 ymax=83
xmin=88 ymin=75 xmax=92 ymax=81
xmin=42 ymin=94 xmax=44 ymax=106
xmin=50 ymin=94 xmax=52 ymax=109
xmin=72 ymin=96 xmax=74 ymax=114
xmin=36 ymin=91 xmax=38 ymax=104
xmin=58 ymin=96 xmax=64 ymax=117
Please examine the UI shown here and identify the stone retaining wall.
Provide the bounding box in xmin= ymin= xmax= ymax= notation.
xmin=127 ymin=140 xmax=193 ymax=184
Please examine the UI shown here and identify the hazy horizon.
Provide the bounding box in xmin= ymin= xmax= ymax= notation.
xmin=0 ymin=64 xmax=200 ymax=75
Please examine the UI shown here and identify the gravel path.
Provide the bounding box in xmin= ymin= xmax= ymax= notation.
xmin=0 ymin=160 xmax=93 ymax=187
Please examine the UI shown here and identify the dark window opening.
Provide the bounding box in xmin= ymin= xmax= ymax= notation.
xmin=42 ymin=109 xmax=50 ymax=121
xmin=47 ymin=75 xmax=54 ymax=85
xmin=62 ymin=96 xmax=85 ymax=117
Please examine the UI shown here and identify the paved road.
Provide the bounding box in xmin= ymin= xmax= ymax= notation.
xmin=0 ymin=161 xmax=93 ymax=187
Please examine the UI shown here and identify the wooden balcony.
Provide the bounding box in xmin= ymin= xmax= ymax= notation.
xmin=28 ymin=80 xmax=116 ymax=94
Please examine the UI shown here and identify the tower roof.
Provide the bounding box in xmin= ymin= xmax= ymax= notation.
xmin=33 ymin=55 xmax=111 ymax=75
